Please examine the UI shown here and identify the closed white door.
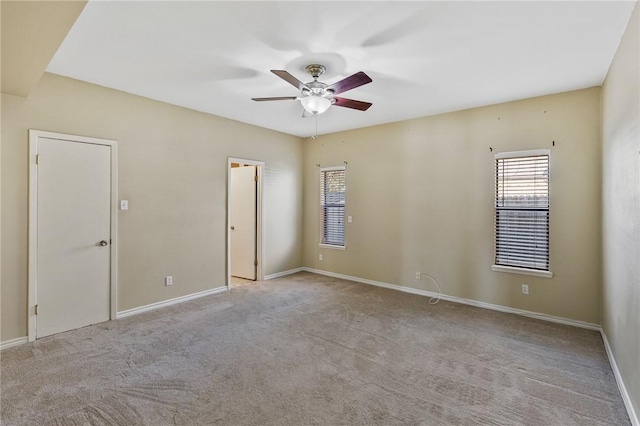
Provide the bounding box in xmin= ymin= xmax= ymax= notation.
xmin=230 ymin=166 xmax=257 ymax=280
xmin=36 ymin=137 xmax=111 ymax=338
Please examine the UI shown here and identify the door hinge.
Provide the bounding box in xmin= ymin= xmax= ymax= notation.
xmin=35 ymin=304 xmax=39 ymax=315
xmin=254 ymin=260 xmax=258 ymax=266
xmin=35 ymin=154 xmax=40 ymax=165
xmin=254 ymin=175 xmax=259 ymax=182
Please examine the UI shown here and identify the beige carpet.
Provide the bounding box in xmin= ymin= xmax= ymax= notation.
xmin=1 ymin=272 xmax=630 ymax=425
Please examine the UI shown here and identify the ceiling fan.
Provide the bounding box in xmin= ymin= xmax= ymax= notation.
xmin=252 ymin=64 xmax=372 ymax=117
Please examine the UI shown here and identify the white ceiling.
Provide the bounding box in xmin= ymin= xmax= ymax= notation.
xmin=47 ymin=1 xmax=636 ymax=138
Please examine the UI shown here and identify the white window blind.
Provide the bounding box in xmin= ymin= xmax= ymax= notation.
xmin=320 ymin=167 xmax=346 ymax=247
xmin=495 ymin=152 xmax=550 ymax=271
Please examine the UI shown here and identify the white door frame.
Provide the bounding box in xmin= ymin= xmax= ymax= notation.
xmin=227 ymin=157 xmax=264 ymax=288
xmin=28 ymin=130 xmax=118 ymax=342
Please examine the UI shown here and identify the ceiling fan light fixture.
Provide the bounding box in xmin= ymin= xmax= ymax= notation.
xmin=300 ymin=95 xmax=331 ymax=115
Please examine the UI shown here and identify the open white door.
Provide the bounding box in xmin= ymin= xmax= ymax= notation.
xmin=29 ymin=131 xmax=117 ymax=340
xmin=230 ymin=165 xmax=257 ymax=280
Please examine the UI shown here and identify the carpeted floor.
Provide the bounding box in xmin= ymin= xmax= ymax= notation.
xmin=1 ymin=272 xmax=630 ymax=425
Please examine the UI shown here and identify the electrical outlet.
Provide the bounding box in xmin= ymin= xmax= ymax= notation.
xmin=319 ymin=254 xmax=323 ymax=261
xmin=416 ymin=272 xmax=421 ymax=280
xmin=522 ymin=284 xmax=529 ymax=295
xmin=165 ymin=276 xmax=173 ymax=286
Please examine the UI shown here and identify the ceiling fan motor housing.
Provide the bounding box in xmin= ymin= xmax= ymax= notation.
xmin=302 ymin=81 xmax=333 ymax=97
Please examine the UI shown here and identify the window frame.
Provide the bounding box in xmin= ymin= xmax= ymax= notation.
xmin=491 ymin=149 xmax=553 ymax=279
xmin=319 ymin=165 xmax=346 ymax=250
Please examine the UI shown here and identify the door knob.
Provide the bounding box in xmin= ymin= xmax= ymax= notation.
xmin=99 ymin=240 xmax=108 ymax=246
xmin=230 ymin=226 xmax=235 ymax=230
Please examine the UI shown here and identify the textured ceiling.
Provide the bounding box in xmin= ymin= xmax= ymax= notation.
xmin=47 ymin=1 xmax=637 ymax=137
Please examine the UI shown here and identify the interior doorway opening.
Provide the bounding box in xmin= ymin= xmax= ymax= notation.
xmin=227 ymin=158 xmax=264 ymax=288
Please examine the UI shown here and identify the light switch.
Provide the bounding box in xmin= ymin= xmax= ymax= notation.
xmin=120 ymin=200 xmax=129 ymax=210
xmin=347 ymin=216 xmax=352 ymax=223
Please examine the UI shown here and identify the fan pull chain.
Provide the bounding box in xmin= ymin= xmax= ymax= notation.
xmin=312 ymin=115 xmax=319 ymax=140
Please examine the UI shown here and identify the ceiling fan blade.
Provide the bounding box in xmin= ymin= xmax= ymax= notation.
xmin=333 ymin=97 xmax=372 ymax=111
xmin=252 ymin=96 xmax=298 ymax=101
xmin=271 ymin=70 xmax=309 ymax=90
xmin=326 ymin=72 xmax=372 ymax=95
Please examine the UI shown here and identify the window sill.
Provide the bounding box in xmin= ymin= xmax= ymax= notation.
xmin=491 ymin=265 xmax=553 ymax=279
xmin=319 ymin=243 xmax=346 ymax=251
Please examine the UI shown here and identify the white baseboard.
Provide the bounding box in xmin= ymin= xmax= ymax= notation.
xmin=264 ymin=267 xmax=305 ymax=281
xmin=601 ymin=330 xmax=639 ymax=426
xmin=116 ymin=286 xmax=228 ymax=319
xmin=302 ymin=267 xmax=601 ymax=331
xmin=1 ymin=336 xmax=28 ymax=351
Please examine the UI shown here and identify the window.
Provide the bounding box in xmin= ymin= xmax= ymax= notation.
xmin=493 ymin=150 xmax=550 ymax=275
xmin=320 ymin=166 xmax=346 ymax=248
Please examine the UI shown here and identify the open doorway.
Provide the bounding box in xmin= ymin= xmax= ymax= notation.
xmin=227 ymin=158 xmax=264 ymax=288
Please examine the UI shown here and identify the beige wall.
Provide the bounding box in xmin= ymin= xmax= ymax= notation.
xmin=1 ymin=73 xmax=303 ymax=341
xmin=601 ymin=2 xmax=640 ymax=419
xmin=1 ymin=1 xmax=86 ymax=97
xmin=303 ymin=88 xmax=602 ymax=324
